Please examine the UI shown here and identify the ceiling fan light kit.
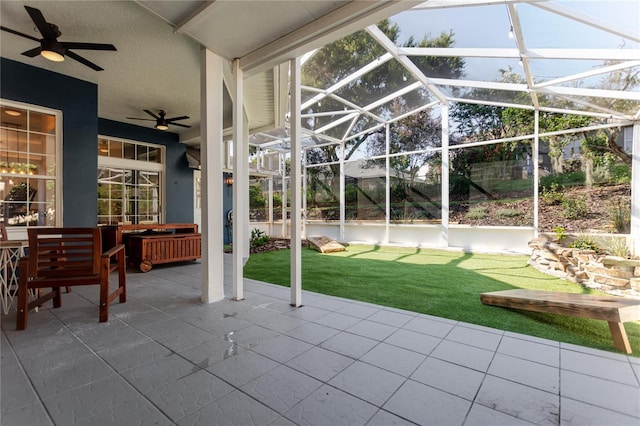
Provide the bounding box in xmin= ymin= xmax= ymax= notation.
xmin=126 ymin=110 xmax=191 ymax=131
xmin=40 ymin=39 xmax=65 ymax=62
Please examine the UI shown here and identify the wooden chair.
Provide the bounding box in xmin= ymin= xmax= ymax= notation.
xmin=0 ymin=223 xmax=7 ymax=241
xmin=16 ymin=227 xmax=126 ymax=330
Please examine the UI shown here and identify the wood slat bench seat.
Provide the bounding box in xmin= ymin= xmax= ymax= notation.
xmin=480 ymin=289 xmax=640 ymax=354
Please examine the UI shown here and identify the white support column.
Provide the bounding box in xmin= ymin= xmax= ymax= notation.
xmin=631 ymin=123 xmax=640 ymax=256
xmin=302 ymin=153 xmax=307 ymax=240
xmin=232 ymin=59 xmax=246 ymax=301
xmin=290 ymin=57 xmax=303 ymax=307
xmin=533 ymin=110 xmax=540 ymax=237
xmin=384 ymin=123 xmax=390 ymax=244
xmin=282 ymin=171 xmax=287 ymax=238
xmin=243 ymin=116 xmax=250 ymax=262
xmin=268 ymin=177 xmax=274 ymax=235
xmin=440 ymin=103 xmax=449 ymax=247
xmin=200 ymin=48 xmax=225 ymax=303
xmin=339 ymin=142 xmax=345 ymax=241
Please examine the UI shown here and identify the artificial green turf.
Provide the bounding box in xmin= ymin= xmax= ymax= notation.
xmin=243 ymin=244 xmax=640 ymax=355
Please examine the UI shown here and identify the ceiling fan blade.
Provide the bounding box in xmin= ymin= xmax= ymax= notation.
xmin=62 ymin=42 xmax=117 ymax=51
xmin=125 ymin=117 xmax=155 ymax=121
xmin=170 ymin=123 xmax=192 ymax=128
xmin=166 ymin=116 xmax=190 ymax=122
xmin=143 ymin=110 xmax=160 ymax=119
xmin=0 ymin=26 xmax=40 ymax=42
xmin=24 ymin=6 xmax=56 ymax=40
xmin=21 ymin=47 xmax=42 ymax=58
xmin=66 ymin=50 xmax=103 ymax=71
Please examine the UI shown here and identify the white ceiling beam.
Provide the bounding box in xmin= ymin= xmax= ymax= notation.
xmin=539 ymin=86 xmax=640 ymax=102
xmin=313 ymin=81 xmax=424 ymax=135
xmin=367 ymin=24 xmax=448 ymax=103
xmin=538 ymin=105 xmax=631 ymax=121
xmin=431 ymin=78 xmax=528 ymax=92
xmin=448 ymin=97 xmax=535 ymax=110
xmin=300 ymin=52 xmax=393 ymax=110
xmin=240 ymin=1 xmax=420 ymax=76
xmin=549 ymin=94 xmax=635 ymax=119
xmin=174 ymin=1 xmax=221 ymax=34
xmin=507 ymin=3 xmax=539 ymax=109
xmin=412 ymin=0 xmax=545 ymax=10
xmin=399 ymin=47 xmax=640 ymax=61
xmin=302 ymin=110 xmax=359 ymax=118
xmin=531 ymin=1 xmax=640 ymax=43
xmin=535 ymin=61 xmax=640 ymax=89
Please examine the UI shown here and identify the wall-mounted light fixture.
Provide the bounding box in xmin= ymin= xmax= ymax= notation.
xmin=225 ymin=175 xmax=234 ymax=187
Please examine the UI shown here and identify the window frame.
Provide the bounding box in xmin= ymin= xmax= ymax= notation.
xmin=97 ymin=136 xmax=166 ymax=225
xmin=0 ymin=99 xmax=62 ymax=233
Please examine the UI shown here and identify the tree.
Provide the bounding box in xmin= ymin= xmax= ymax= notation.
xmin=303 ymin=23 xmax=464 ymax=220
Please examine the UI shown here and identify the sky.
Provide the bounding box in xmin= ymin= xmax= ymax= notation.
xmin=389 ymin=0 xmax=640 ymax=83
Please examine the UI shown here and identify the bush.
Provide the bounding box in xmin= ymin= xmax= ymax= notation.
xmin=553 ymin=227 xmax=566 ymax=244
xmin=465 ymin=206 xmax=487 ymax=220
xmin=561 ymin=195 xmax=588 ymax=219
xmin=540 ymin=171 xmax=585 ymax=188
xmin=495 ymin=208 xmax=520 ymax=218
xmin=540 ymin=182 xmax=565 ymax=205
xmin=602 ymin=236 xmax=630 ymax=258
xmin=611 ymin=165 xmax=631 ymax=184
xmin=608 ymin=201 xmax=630 ymax=234
xmin=250 ymin=228 xmax=269 ymax=248
xmin=570 ymin=235 xmax=600 ymax=252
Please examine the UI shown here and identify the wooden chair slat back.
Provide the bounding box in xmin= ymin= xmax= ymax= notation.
xmin=27 ymin=228 xmax=101 ymax=279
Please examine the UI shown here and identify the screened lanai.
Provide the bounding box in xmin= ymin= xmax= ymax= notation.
xmin=241 ymin=0 xmax=639 ymax=255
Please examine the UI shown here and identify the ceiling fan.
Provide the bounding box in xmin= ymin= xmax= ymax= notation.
xmin=0 ymin=5 xmax=116 ymax=71
xmin=126 ymin=110 xmax=191 ymax=131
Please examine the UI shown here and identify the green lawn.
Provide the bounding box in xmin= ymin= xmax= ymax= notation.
xmin=244 ymin=244 xmax=640 ymax=355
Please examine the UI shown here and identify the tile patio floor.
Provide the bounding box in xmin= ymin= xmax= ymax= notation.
xmin=2 ymin=255 xmax=639 ymax=426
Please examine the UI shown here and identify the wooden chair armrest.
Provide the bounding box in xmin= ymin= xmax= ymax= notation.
xmin=102 ymin=243 xmax=125 ymax=259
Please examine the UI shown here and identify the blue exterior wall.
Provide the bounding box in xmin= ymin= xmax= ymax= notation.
xmin=1 ymin=58 xmax=98 ymax=227
xmin=0 ymin=57 xmax=194 ymax=226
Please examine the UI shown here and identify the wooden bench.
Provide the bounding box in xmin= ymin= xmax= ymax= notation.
xmin=480 ymin=289 xmax=640 ymax=354
xmin=102 ymin=223 xmax=200 ymax=272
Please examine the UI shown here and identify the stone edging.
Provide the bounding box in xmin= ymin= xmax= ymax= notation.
xmin=528 ymin=238 xmax=640 ymax=299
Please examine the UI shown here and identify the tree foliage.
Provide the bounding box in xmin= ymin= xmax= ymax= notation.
xmin=303 ymin=21 xmax=464 ymax=166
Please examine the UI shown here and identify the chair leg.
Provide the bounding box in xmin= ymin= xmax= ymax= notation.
xmin=53 ymin=287 xmax=62 ymax=308
xmin=16 ymin=264 xmax=29 ymax=330
xmin=118 ymin=250 xmax=126 ymax=304
xmin=99 ymin=274 xmax=109 ymax=323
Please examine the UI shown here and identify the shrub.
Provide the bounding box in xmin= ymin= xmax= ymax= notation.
xmin=495 ymin=208 xmax=520 ymax=218
xmin=608 ymin=201 xmax=631 ymax=234
xmin=540 ymin=171 xmax=585 ymax=188
xmin=561 ymin=195 xmax=588 ymax=219
xmin=250 ymin=228 xmax=269 ymax=248
xmin=611 ymin=165 xmax=631 ymax=184
xmin=540 ymin=182 xmax=565 ymax=205
xmin=465 ymin=206 xmax=487 ymax=220
xmin=553 ymin=226 xmax=566 ymax=244
xmin=569 ymin=235 xmax=600 ymax=252
xmin=602 ymin=236 xmax=630 ymax=258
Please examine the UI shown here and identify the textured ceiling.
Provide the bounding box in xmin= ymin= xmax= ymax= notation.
xmin=0 ymin=1 xmax=415 ymax=145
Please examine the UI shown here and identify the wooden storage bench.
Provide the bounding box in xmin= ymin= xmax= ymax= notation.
xmin=102 ymin=223 xmax=201 ymax=272
xmin=480 ymin=289 xmax=640 ymax=354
